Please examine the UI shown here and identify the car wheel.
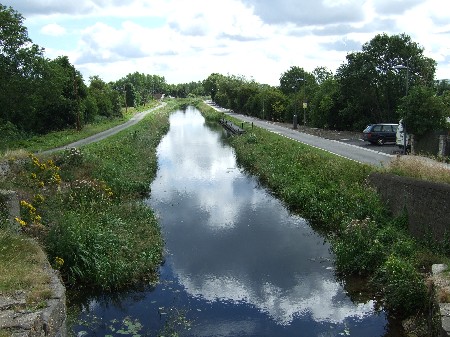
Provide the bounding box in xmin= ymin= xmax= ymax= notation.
xmin=377 ymin=138 xmax=385 ymax=145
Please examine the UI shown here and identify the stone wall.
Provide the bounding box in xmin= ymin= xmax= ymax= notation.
xmin=368 ymin=172 xmax=450 ymax=242
xmin=0 ymin=190 xmax=20 ymax=231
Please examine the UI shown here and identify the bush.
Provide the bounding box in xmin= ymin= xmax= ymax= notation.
xmin=374 ymin=255 xmax=428 ymax=317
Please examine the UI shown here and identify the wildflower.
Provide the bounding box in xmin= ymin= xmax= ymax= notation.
xmin=20 ymin=200 xmax=36 ymax=212
xmin=14 ymin=217 xmax=26 ymax=227
xmin=54 ymin=257 xmax=64 ymax=269
xmin=30 ymin=173 xmax=37 ymax=179
xmin=51 ymin=173 xmax=61 ymax=185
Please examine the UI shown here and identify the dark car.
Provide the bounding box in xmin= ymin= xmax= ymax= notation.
xmin=362 ymin=123 xmax=398 ymax=145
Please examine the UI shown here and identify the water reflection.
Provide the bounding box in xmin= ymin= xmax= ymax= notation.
xmin=147 ymin=107 xmax=384 ymax=333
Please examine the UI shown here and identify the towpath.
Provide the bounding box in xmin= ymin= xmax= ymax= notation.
xmin=40 ymin=102 xmax=166 ymax=155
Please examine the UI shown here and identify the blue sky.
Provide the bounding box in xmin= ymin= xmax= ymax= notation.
xmin=3 ymin=0 xmax=450 ymax=85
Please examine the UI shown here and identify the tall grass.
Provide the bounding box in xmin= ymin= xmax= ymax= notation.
xmin=387 ymin=156 xmax=450 ymax=185
xmin=42 ymin=104 xmax=172 ymax=289
xmin=230 ymin=126 xmax=386 ymax=229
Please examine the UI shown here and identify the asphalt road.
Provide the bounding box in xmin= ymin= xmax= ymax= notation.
xmin=208 ymin=102 xmax=396 ymax=167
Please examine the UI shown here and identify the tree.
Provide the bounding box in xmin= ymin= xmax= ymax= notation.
xmin=397 ymin=85 xmax=447 ymax=137
xmin=0 ymin=4 xmax=45 ymax=128
xmin=310 ymin=76 xmax=340 ymax=129
xmin=203 ymin=73 xmax=224 ymax=101
xmin=279 ymin=66 xmax=316 ymax=122
xmin=336 ymin=33 xmax=436 ymax=130
xmin=88 ymin=75 xmax=117 ymax=119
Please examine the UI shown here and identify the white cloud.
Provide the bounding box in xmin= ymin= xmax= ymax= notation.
xmin=40 ymin=23 xmax=66 ymax=36
xmin=2 ymin=0 xmax=450 ymax=84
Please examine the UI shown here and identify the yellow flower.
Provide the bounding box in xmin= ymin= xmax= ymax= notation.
xmin=55 ymin=257 xmax=64 ymax=269
xmin=30 ymin=173 xmax=37 ymax=179
xmin=14 ymin=217 xmax=27 ymax=227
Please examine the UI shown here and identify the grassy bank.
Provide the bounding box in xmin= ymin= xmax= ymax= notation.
xmin=197 ymin=101 xmax=443 ymax=323
xmin=1 ymin=100 xmax=178 ymax=291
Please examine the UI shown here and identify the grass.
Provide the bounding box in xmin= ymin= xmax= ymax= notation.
xmin=0 ymin=229 xmax=52 ymax=308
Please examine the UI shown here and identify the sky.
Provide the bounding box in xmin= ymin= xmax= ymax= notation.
xmin=3 ymin=0 xmax=450 ymax=86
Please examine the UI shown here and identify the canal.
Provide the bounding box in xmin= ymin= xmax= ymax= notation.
xmin=70 ymin=107 xmax=399 ymax=336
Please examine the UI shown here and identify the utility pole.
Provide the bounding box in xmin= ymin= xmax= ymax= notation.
xmin=73 ymin=72 xmax=81 ymax=131
xmin=124 ymin=85 xmax=128 ymax=114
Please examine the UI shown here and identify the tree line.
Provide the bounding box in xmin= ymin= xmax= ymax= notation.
xmin=2 ymin=3 xmax=450 ymax=141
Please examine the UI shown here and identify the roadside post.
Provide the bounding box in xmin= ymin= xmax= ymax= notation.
xmin=303 ymin=102 xmax=307 ymax=125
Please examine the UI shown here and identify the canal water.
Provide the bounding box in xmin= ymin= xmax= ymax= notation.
xmin=70 ymin=107 xmax=398 ymax=336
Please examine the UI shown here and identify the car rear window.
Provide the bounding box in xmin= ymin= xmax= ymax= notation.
xmin=373 ymin=125 xmax=382 ymax=132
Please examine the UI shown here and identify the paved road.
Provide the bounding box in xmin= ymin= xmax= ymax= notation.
xmin=207 ymin=102 xmax=395 ymax=167
xmin=41 ymin=103 xmax=166 ymax=155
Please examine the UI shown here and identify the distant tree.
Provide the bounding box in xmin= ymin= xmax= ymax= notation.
xmin=435 ymin=79 xmax=450 ymax=96
xmin=88 ymin=75 xmax=118 ymax=119
xmin=310 ymin=76 xmax=340 ymax=129
xmin=279 ymin=66 xmax=317 ymax=122
xmin=313 ymin=66 xmax=333 ymax=85
xmin=33 ymin=56 xmax=87 ymax=132
xmin=203 ymin=73 xmax=224 ymax=101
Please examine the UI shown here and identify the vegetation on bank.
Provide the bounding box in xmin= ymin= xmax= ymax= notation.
xmin=0 ymin=101 xmax=179 ymax=292
xmin=0 ymin=230 xmax=52 ymax=308
xmin=196 ymin=102 xmax=444 ymax=323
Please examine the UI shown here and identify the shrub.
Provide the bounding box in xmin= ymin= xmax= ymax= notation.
xmin=374 ymin=255 xmax=428 ymax=317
